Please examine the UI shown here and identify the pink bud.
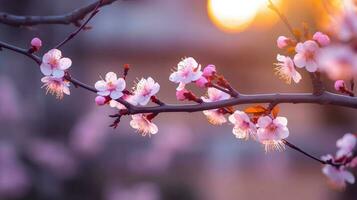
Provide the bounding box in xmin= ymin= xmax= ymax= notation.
xmin=313 ymin=32 xmax=330 ymax=46
xmin=203 ymin=64 xmax=216 ymax=77
xmin=31 ymin=37 xmax=42 ymax=50
xmin=334 ymin=80 xmax=345 ymax=91
xmin=195 ymin=76 xmax=208 ymax=88
xmin=176 ymin=89 xmax=188 ymax=101
xmin=277 ymin=36 xmax=289 ymax=49
xmin=95 ymin=96 xmax=106 ymax=106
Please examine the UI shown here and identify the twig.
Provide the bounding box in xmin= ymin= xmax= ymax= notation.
xmin=54 ymin=0 xmax=103 ymax=49
xmin=267 ymin=0 xmax=297 ymax=41
xmin=0 ymin=0 xmax=118 ymax=27
xmin=283 ymin=139 xmax=343 ymax=168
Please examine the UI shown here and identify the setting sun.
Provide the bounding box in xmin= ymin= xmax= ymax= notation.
xmin=207 ymin=0 xmax=280 ymax=32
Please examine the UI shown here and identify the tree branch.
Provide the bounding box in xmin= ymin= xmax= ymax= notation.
xmin=2 ymin=41 xmax=357 ymax=115
xmin=0 ymin=0 xmax=118 ymax=27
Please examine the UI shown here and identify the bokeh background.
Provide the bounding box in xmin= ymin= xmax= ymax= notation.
xmin=0 ymin=0 xmax=356 ymax=199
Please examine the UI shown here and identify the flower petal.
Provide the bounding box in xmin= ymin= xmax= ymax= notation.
xmin=40 ymin=63 xmax=53 ymax=76
xmin=110 ymin=91 xmax=123 ymax=99
xmin=58 ymin=57 xmax=72 ymax=70
xmin=52 ymin=69 xmax=65 ymax=78
xmin=94 ymin=80 xmax=107 ymax=91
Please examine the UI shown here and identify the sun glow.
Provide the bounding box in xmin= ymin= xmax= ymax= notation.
xmin=207 ymin=0 xmax=280 ymax=33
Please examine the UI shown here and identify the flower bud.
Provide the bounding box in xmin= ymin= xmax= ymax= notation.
xmin=95 ymin=96 xmax=107 ymax=106
xmin=195 ymin=76 xmax=208 ymax=88
xmin=203 ymin=64 xmax=216 ymax=77
xmin=277 ymin=36 xmax=290 ymax=49
xmin=313 ymin=32 xmax=330 ymax=47
xmin=176 ymin=89 xmax=188 ymax=101
xmin=31 ymin=37 xmax=42 ymax=51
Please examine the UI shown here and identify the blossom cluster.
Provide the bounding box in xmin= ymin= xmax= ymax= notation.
xmin=321 ymin=133 xmax=357 ymax=189
xmin=169 ymin=58 xmax=290 ymax=152
xmin=39 ymin=49 xmax=72 ymax=99
xmin=274 ymin=6 xmax=357 ymax=95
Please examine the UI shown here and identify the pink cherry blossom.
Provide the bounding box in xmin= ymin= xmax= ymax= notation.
xmin=256 ymin=116 xmax=289 ymax=151
xmin=312 ymin=32 xmax=330 ymax=46
xmin=202 ymin=110 xmax=227 ymax=125
xmin=336 ymin=133 xmax=356 ymax=159
xmin=322 ymin=165 xmax=355 ymax=188
xmin=195 ymin=76 xmax=208 ymax=88
xmin=317 ymin=45 xmax=357 ymax=80
xmin=130 ymin=114 xmax=158 ymax=136
xmin=275 ymin=54 xmax=302 ymax=84
xmin=201 ymin=88 xmax=230 ymax=125
xmin=293 ymin=40 xmax=320 ymax=72
xmin=202 ymin=64 xmax=216 ymax=77
xmin=333 ymin=3 xmax=357 ymax=41
xmin=169 ymin=57 xmax=203 ymax=90
xmin=132 ymin=77 xmax=160 ymax=106
xmin=40 ymin=49 xmax=72 ymax=78
xmin=95 ymin=72 xmax=126 ymax=100
xmin=276 ymin=36 xmax=290 ymax=49
xmin=30 ymin=37 xmax=42 ymax=50
xmin=228 ymin=110 xmax=256 ymax=140
xmin=41 ymin=76 xmax=70 ymax=99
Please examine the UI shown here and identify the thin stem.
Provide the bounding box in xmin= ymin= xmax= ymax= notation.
xmin=268 ymin=0 xmax=297 ymax=41
xmin=0 ymin=40 xmax=41 ymax=64
xmin=0 ymin=0 xmax=118 ymax=27
xmin=283 ymin=139 xmax=342 ymax=168
xmin=54 ymin=0 xmax=103 ymax=49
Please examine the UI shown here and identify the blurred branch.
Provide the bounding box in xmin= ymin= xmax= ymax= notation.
xmin=0 ymin=0 xmax=118 ymax=27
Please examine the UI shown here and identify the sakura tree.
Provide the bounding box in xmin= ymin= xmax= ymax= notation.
xmin=0 ymin=0 xmax=357 ymax=191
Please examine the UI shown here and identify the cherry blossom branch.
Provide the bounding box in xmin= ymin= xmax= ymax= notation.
xmin=268 ymin=0 xmax=325 ymax=96
xmin=0 ymin=0 xmax=118 ymax=27
xmin=2 ymin=40 xmax=357 ymax=115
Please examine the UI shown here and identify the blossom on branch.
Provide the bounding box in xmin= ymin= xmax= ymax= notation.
xmin=95 ymin=72 xmax=126 ymax=100
xmin=228 ymin=110 xmax=256 ymax=140
xmin=321 ymin=133 xmax=356 ymax=189
xmin=293 ymin=40 xmax=320 ymax=72
xmin=41 ymin=76 xmax=70 ymax=99
xmin=322 ymin=165 xmax=355 ymax=189
xmin=274 ymin=54 xmax=302 ymax=84
xmin=130 ymin=114 xmax=158 ymax=136
xmin=317 ymin=45 xmax=357 ymax=80
xmin=132 ymin=77 xmax=160 ymax=106
xmin=169 ymin=57 xmax=203 ymax=90
xmin=336 ymin=133 xmax=356 ymax=159
xmin=201 ymin=87 xmax=230 ymax=125
xmin=40 ymin=49 xmax=72 ymax=78
xmin=256 ymin=116 xmax=289 ymax=152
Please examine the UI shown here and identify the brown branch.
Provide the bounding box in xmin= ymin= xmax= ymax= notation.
xmin=0 ymin=0 xmax=118 ymax=27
